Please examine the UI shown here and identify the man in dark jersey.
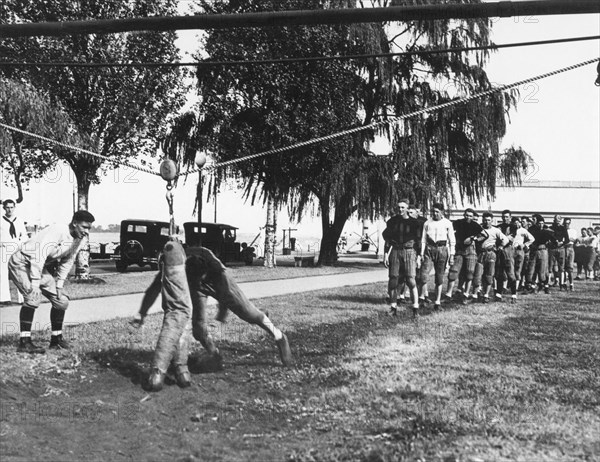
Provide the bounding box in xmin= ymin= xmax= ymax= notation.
xmin=382 ymin=199 xmax=423 ymax=317
xmin=525 ymin=214 xmax=557 ymax=294
xmin=549 ymin=214 xmax=569 ymax=290
xmin=444 ymin=208 xmax=485 ymax=305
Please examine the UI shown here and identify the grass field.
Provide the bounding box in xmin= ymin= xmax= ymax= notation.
xmin=1 ymin=278 xmax=598 ymax=461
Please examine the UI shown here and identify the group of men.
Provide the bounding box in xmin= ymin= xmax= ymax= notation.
xmin=382 ymin=200 xmax=591 ymax=317
xmin=1 ymin=202 xmax=293 ymax=392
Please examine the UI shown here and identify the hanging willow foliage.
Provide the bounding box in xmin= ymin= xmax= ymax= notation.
xmin=193 ymin=0 xmax=531 ymax=264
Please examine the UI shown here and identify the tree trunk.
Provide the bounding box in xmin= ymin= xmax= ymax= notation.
xmin=318 ymin=200 xmax=354 ymax=266
xmin=74 ymin=169 xmax=92 ymax=280
xmin=10 ymin=142 xmax=25 ymax=203
xmin=263 ymin=196 xmax=276 ymax=268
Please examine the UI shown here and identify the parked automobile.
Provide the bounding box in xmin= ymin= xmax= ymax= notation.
xmin=111 ymin=219 xmax=171 ymax=272
xmin=183 ymin=222 xmax=245 ymax=264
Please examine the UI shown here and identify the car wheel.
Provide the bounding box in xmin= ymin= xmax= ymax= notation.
xmin=124 ymin=240 xmax=144 ymax=262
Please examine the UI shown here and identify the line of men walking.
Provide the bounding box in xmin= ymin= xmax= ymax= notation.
xmin=383 ymin=200 xmax=600 ymax=317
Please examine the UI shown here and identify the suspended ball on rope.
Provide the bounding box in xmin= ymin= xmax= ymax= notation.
xmin=195 ymin=152 xmax=207 ymax=168
xmin=159 ymin=159 xmax=178 ymax=181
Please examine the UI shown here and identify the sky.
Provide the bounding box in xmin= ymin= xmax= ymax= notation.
xmin=1 ymin=6 xmax=599 ymax=236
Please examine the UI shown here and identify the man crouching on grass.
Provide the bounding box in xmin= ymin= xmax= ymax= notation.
xmin=8 ymin=210 xmax=95 ymax=354
xmin=132 ymin=245 xmax=293 ymax=391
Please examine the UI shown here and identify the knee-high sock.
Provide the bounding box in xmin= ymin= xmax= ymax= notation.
xmin=50 ymin=308 xmax=65 ymax=333
xmin=19 ymin=306 xmax=36 ymax=335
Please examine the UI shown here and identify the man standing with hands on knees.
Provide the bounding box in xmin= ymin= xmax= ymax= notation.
xmin=418 ymin=203 xmax=455 ymax=311
xmin=8 ymin=210 xmax=95 ymax=353
xmin=382 ymin=199 xmax=422 ymax=318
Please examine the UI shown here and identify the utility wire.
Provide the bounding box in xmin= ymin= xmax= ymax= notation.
xmin=0 ymin=35 xmax=598 ymax=68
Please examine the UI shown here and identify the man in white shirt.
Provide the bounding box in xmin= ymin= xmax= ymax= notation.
xmin=1 ymin=199 xmax=28 ymax=305
xmin=494 ymin=210 xmax=514 ymax=301
xmin=563 ymin=218 xmax=578 ymax=290
xmin=472 ymin=212 xmax=510 ymax=303
xmin=8 ymin=210 xmax=95 ymax=354
xmin=508 ymin=217 xmax=535 ymax=293
xmin=418 ymin=203 xmax=455 ymax=310
xmin=592 ymin=226 xmax=600 ymax=281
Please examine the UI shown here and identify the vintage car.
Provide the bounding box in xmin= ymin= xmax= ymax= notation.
xmin=111 ymin=219 xmax=171 ymax=272
xmin=183 ymin=222 xmax=244 ymax=264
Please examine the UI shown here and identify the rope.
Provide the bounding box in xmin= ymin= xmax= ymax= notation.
xmin=0 ymin=35 xmax=598 ymax=68
xmin=0 ymin=122 xmax=161 ymax=176
xmin=188 ymin=57 xmax=599 ymax=176
xmin=1 ymin=57 xmax=597 ymax=179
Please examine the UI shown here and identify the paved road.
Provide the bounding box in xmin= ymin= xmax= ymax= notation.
xmin=0 ymin=268 xmax=388 ymax=337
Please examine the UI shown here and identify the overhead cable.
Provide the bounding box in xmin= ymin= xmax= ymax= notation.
xmin=0 ymin=35 xmax=598 ymax=68
xmin=0 ymin=1 xmax=599 ymax=37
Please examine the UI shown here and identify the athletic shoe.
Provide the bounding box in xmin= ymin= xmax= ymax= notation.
xmin=173 ymin=366 xmax=192 ymax=388
xmin=276 ymin=334 xmax=294 ymax=367
xmin=462 ymin=294 xmax=469 ymax=306
xmin=397 ymin=297 xmax=406 ymax=304
xmin=433 ymin=303 xmax=441 ymax=311
xmin=544 ymin=286 xmax=550 ymax=294
xmin=442 ymin=293 xmax=452 ymax=303
xmin=495 ymin=293 xmax=503 ymax=301
xmin=17 ymin=338 xmax=45 ymax=354
xmin=49 ymin=334 xmax=71 ymax=350
xmin=510 ymin=296 xmax=517 ymax=305
xmin=147 ymin=368 xmax=165 ymax=392
xmin=388 ymin=307 xmax=398 ymax=317
xmin=411 ymin=307 xmax=419 ymax=318
xmin=483 ymin=296 xmax=490 ymax=304
xmin=569 ymin=284 xmax=574 ymax=292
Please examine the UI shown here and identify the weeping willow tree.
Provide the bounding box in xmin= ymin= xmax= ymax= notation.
xmin=0 ymin=77 xmax=75 ymax=204
xmin=192 ymin=0 xmax=530 ymax=265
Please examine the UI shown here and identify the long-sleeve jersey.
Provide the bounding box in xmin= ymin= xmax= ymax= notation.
xmin=528 ymin=225 xmax=557 ymax=248
xmin=382 ymin=215 xmax=422 ymax=250
xmin=421 ymin=217 xmax=456 ymax=256
xmin=17 ymin=224 xmax=85 ymax=289
xmin=479 ymin=226 xmax=510 ymax=250
xmin=139 ymin=246 xmax=245 ymax=320
xmin=511 ymin=227 xmax=535 ymax=248
xmin=566 ymin=229 xmax=578 ymax=244
xmin=452 ymin=219 xmax=484 ymax=246
xmin=550 ymin=223 xmax=569 ymax=247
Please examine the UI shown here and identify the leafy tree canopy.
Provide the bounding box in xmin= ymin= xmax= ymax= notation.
xmin=181 ymin=0 xmax=531 ymax=263
xmin=0 ymin=0 xmax=187 ymax=203
xmin=0 ymin=77 xmax=76 ymax=202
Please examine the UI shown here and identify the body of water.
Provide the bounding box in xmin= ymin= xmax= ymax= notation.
xmin=88 ymin=231 xmax=324 ymax=256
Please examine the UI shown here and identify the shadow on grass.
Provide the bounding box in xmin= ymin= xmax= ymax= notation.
xmin=86 ymin=347 xmax=152 ymax=387
xmin=453 ymin=296 xmax=600 ymax=408
xmin=317 ymin=293 xmax=385 ymax=306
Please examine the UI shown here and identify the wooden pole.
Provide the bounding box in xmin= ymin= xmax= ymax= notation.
xmin=1 ymin=1 xmax=599 ymax=38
